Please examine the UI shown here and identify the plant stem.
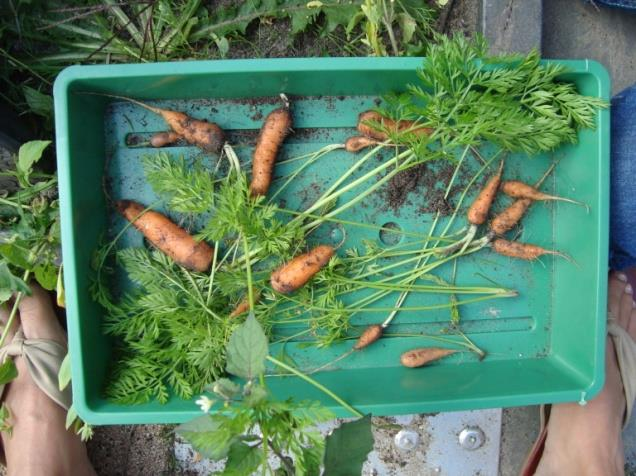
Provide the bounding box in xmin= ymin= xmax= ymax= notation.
xmin=242 ymin=234 xmax=255 ymax=312
xmin=266 ymin=355 xmax=362 ymax=417
xmin=0 ymin=269 xmax=30 ymax=349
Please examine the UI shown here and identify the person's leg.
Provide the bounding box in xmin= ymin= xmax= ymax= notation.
xmin=535 ymin=272 xmax=634 ymax=476
xmin=610 ymin=84 xmax=636 ymax=280
xmin=0 ymin=286 xmax=95 ymax=476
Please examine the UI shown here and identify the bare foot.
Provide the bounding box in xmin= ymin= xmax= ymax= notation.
xmin=535 ymin=272 xmax=635 ymax=476
xmin=0 ymin=285 xmax=95 ymax=476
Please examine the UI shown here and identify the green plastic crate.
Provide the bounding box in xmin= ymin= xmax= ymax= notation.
xmin=53 ymin=58 xmax=610 ymax=425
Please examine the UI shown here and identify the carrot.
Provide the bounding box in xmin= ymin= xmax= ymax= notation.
xmin=150 ymin=131 xmax=181 ymax=148
xmin=357 ymin=110 xmax=433 ymax=141
xmin=489 ymin=198 xmax=533 ymax=236
xmin=500 ymin=181 xmax=586 ymax=208
xmin=489 ymin=163 xmax=557 ymax=236
xmin=400 ymin=348 xmax=457 ymax=368
xmin=116 ymin=200 xmax=213 ymax=272
xmin=492 ymin=238 xmax=569 ymax=261
xmin=353 ymin=324 xmax=383 ymax=350
xmin=229 ymin=290 xmax=260 ymax=318
xmin=84 ymin=93 xmax=224 ymax=153
xmin=467 ymin=160 xmax=504 ymax=226
xmin=250 ymin=96 xmax=293 ymax=196
xmin=270 ymin=245 xmax=334 ymax=294
xmin=345 ymin=135 xmax=378 ymax=153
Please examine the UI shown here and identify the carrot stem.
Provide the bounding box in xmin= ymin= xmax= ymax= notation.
xmin=265 ymin=355 xmax=362 ymax=417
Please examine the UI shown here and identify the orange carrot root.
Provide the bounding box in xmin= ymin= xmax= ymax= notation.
xmin=250 ymin=104 xmax=293 ymax=196
xmin=150 ymin=131 xmax=181 ymax=148
xmin=501 ymin=181 xmax=587 ymax=208
xmin=345 ymin=135 xmax=378 ymax=152
xmin=492 ymin=238 xmax=570 ymax=261
xmin=354 ymin=324 xmax=383 ymax=350
xmin=357 ymin=110 xmax=433 ymax=141
xmin=229 ymin=290 xmax=260 ymax=318
xmin=489 ymin=198 xmax=533 ymax=235
xmin=467 ymin=160 xmax=504 ymax=226
xmin=270 ymin=245 xmax=334 ymax=294
xmin=116 ymin=200 xmax=213 ymax=272
xmin=158 ymin=109 xmax=224 ymax=153
xmin=400 ymin=348 xmax=457 ymax=368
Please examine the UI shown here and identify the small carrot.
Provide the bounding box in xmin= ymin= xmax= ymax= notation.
xmin=489 ymin=163 xmax=557 ymax=236
xmin=250 ymin=96 xmax=293 ymax=196
xmin=490 ymin=198 xmax=533 ymax=236
xmin=400 ymin=348 xmax=457 ymax=368
xmin=467 ymin=160 xmax=504 ymax=226
xmin=345 ymin=135 xmax=378 ymax=153
xmin=229 ymin=289 xmax=260 ymax=318
xmin=270 ymin=245 xmax=334 ymax=294
xmin=357 ymin=110 xmax=432 ymax=141
xmin=500 ymin=181 xmax=586 ymax=208
xmin=492 ymin=238 xmax=569 ymax=261
xmin=150 ymin=131 xmax=181 ymax=148
xmin=353 ymin=324 xmax=383 ymax=350
xmin=116 ymin=200 xmax=213 ymax=272
xmin=83 ymin=93 xmax=224 ymax=153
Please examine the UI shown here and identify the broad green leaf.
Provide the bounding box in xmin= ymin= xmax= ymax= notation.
xmin=290 ymin=9 xmax=315 ymax=34
xmin=323 ymin=415 xmax=374 ymax=476
xmin=0 ymin=261 xmax=30 ymax=303
xmin=345 ymin=11 xmax=365 ymax=36
xmin=220 ymin=441 xmax=261 ymax=476
xmin=397 ymin=12 xmax=417 ymax=44
xmin=176 ymin=415 xmax=236 ymax=460
xmin=207 ymin=377 xmax=240 ymax=400
xmin=23 ymin=86 xmax=53 ymax=118
xmin=0 ymin=359 xmax=18 ymax=386
xmin=0 ymin=242 xmax=31 ymax=270
xmin=58 ymin=353 xmax=71 ymax=391
xmin=17 ymin=140 xmax=51 ymax=187
xmin=212 ymin=34 xmax=230 ymax=57
xmin=323 ymin=4 xmax=361 ymax=32
xmin=243 ymin=383 xmax=268 ymax=407
xmin=225 ymin=313 xmax=268 ymax=380
xmin=34 ymin=262 xmax=58 ymax=291
xmin=65 ymin=404 xmax=78 ymax=430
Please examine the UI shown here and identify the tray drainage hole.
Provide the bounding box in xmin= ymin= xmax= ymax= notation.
xmin=379 ymin=222 xmax=402 ymax=246
xmin=329 ymin=224 xmax=345 ymax=246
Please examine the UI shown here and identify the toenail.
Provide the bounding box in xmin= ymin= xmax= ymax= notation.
xmin=626 ymin=283 xmax=633 ymax=295
xmin=617 ymin=273 xmax=628 ymax=282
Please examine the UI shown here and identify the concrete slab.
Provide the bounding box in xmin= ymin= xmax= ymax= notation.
xmin=479 ymin=0 xmax=543 ymax=54
xmin=542 ymin=0 xmax=636 ymax=94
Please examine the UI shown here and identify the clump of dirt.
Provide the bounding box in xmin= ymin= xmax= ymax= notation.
xmin=386 ymin=163 xmax=428 ymax=211
xmin=420 ymin=189 xmax=453 ymax=215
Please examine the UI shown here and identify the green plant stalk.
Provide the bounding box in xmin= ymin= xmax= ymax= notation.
xmin=300 ymin=148 xmax=416 ymax=228
xmin=206 ymin=244 xmax=219 ymax=306
xmin=270 ymin=144 xmax=344 ymax=202
xmin=275 ymin=292 xmax=514 ymax=316
xmin=265 ymin=355 xmax=362 ymax=417
xmin=274 ymin=206 xmax=455 ymax=242
xmin=103 ymin=0 xmax=145 ymax=48
xmin=157 ymin=0 xmax=202 ymax=51
xmin=0 ymin=197 xmax=31 ymax=210
xmin=330 ymin=278 xmax=511 ymax=294
xmin=242 ymin=234 xmax=255 ymax=311
xmin=297 ymin=143 xmax=387 ymax=218
xmin=0 ymin=269 xmax=30 ymax=349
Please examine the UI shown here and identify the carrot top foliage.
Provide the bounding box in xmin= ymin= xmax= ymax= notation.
xmin=381 ymin=34 xmax=608 ymax=156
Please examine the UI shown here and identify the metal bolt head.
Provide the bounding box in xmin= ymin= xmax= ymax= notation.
xmin=394 ymin=429 xmax=419 ymax=451
xmin=458 ymin=426 xmax=485 ymax=450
